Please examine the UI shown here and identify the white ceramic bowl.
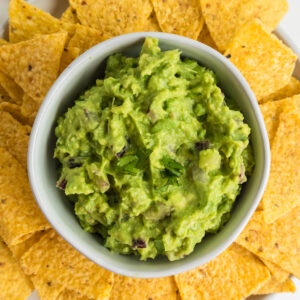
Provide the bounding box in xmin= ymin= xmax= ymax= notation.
xmin=28 ymin=32 xmax=270 ymax=278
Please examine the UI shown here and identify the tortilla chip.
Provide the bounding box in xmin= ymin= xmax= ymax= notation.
xmin=0 ymin=237 xmax=33 ymax=300
xmin=57 ymin=289 xmax=90 ymax=300
xmin=259 ymin=96 xmax=299 ymax=146
xmin=260 ymin=77 xmax=300 ymax=104
xmin=0 ymin=33 xmax=67 ymax=104
xmin=143 ymin=9 xmax=161 ymax=32
xmin=0 ymin=102 xmax=32 ymax=126
xmin=0 ymin=39 xmax=8 ymax=46
xmin=9 ymin=0 xmax=75 ymax=43
xmin=151 ymin=0 xmax=204 ymax=39
xmin=197 ymin=24 xmax=218 ymax=51
xmin=110 ymin=275 xmax=179 ymax=300
xmin=0 ymin=86 xmax=11 ymax=103
xmin=236 ymin=210 xmax=300 ymax=279
xmin=0 ymin=148 xmax=50 ymax=247
xmin=255 ymin=277 xmax=295 ymax=295
xmin=60 ymin=47 xmax=80 ymax=73
xmin=68 ymin=24 xmax=104 ymax=54
xmin=260 ymin=258 xmax=290 ymax=283
xmin=69 ymin=0 xmax=149 ymax=38
xmin=200 ymin=0 xmax=288 ymax=51
xmin=0 ymin=110 xmax=30 ymax=168
xmin=0 ymin=72 xmax=23 ymax=105
xmin=9 ymin=230 xmax=48 ymax=260
xmin=21 ymin=94 xmax=39 ymax=125
xmin=21 ymin=230 xmax=114 ymax=300
xmin=175 ymin=243 xmax=270 ymax=300
xmin=224 ymin=20 xmax=297 ymax=101
xmin=262 ymin=110 xmax=300 ymax=223
xmin=60 ymin=6 xmax=80 ymax=24
xmin=31 ymin=275 xmax=65 ymax=300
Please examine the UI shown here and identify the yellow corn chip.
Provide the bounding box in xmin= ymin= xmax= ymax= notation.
xmin=0 ymin=102 xmax=32 ymax=126
xmin=151 ymin=0 xmax=204 ymax=39
xmin=255 ymin=277 xmax=295 ymax=295
xmin=260 ymin=258 xmax=290 ymax=283
xmin=259 ymin=96 xmax=299 ymax=146
xmin=0 ymin=86 xmax=11 ymax=103
xmin=143 ymin=9 xmax=161 ymax=32
xmin=60 ymin=47 xmax=80 ymax=73
xmin=9 ymin=0 xmax=75 ymax=43
xmin=21 ymin=230 xmax=114 ymax=300
xmin=175 ymin=243 xmax=270 ymax=300
xmin=31 ymin=275 xmax=65 ymax=300
xmin=60 ymin=6 xmax=80 ymax=24
xmin=224 ymin=20 xmax=297 ymax=101
xmin=21 ymin=94 xmax=39 ymax=125
xmin=0 ymin=237 xmax=33 ymax=300
xmin=0 ymin=72 xmax=23 ymax=105
xmin=200 ymin=0 xmax=288 ymax=51
xmin=110 ymin=275 xmax=179 ymax=300
xmin=9 ymin=230 xmax=48 ymax=260
xmin=0 ymin=39 xmax=8 ymax=46
xmin=260 ymin=77 xmax=300 ymax=104
xmin=262 ymin=110 xmax=300 ymax=223
xmin=0 ymin=110 xmax=30 ymax=168
xmin=57 ymin=289 xmax=89 ymax=300
xmin=0 ymin=148 xmax=50 ymax=247
xmin=0 ymin=32 xmax=67 ymax=104
xmin=69 ymin=0 xmax=149 ymax=38
xmin=236 ymin=210 xmax=300 ymax=279
xmin=197 ymin=24 xmax=218 ymax=51
xmin=68 ymin=24 xmax=104 ymax=54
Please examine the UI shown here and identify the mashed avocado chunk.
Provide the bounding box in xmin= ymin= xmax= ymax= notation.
xmin=54 ymin=37 xmax=254 ymax=261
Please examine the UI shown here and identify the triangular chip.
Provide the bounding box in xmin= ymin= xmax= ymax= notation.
xmin=0 ymin=86 xmax=11 ymax=104
xmin=9 ymin=230 xmax=48 ymax=260
xmin=255 ymin=277 xmax=295 ymax=295
xmin=59 ymin=47 xmax=80 ymax=73
xmin=70 ymin=0 xmax=149 ymax=38
xmin=0 ymin=72 xmax=23 ymax=105
xmin=224 ymin=20 xmax=297 ymax=101
xmin=260 ymin=258 xmax=290 ymax=283
xmin=9 ymin=0 xmax=75 ymax=43
xmin=110 ymin=275 xmax=179 ymax=300
xmin=0 ymin=237 xmax=33 ymax=300
xmin=0 ymin=32 xmax=67 ymax=104
xmin=60 ymin=6 xmax=80 ymax=24
xmin=197 ymin=24 xmax=218 ymax=51
xmin=21 ymin=230 xmax=114 ymax=300
xmin=259 ymin=95 xmax=300 ymax=146
xmin=200 ymin=0 xmax=288 ymax=51
xmin=143 ymin=9 xmax=161 ymax=32
xmin=0 ymin=148 xmax=50 ymax=247
xmin=68 ymin=24 xmax=104 ymax=54
xmin=0 ymin=102 xmax=32 ymax=126
xmin=31 ymin=275 xmax=65 ymax=300
xmin=0 ymin=110 xmax=30 ymax=169
xmin=262 ymin=110 xmax=300 ymax=223
xmin=175 ymin=243 xmax=270 ymax=300
xmin=151 ymin=0 xmax=204 ymax=39
xmin=260 ymin=77 xmax=300 ymax=104
xmin=236 ymin=210 xmax=300 ymax=279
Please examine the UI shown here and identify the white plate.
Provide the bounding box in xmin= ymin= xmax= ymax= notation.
xmin=0 ymin=0 xmax=299 ymax=299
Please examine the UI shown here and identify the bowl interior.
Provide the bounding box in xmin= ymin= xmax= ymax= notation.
xmin=29 ymin=32 xmax=269 ymax=278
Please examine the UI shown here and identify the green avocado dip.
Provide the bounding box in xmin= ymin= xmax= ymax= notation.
xmin=54 ymin=37 xmax=254 ymax=261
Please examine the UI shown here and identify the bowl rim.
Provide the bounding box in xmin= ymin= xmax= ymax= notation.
xmin=28 ymin=31 xmax=270 ymax=278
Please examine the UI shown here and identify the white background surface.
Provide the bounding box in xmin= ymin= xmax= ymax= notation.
xmin=0 ymin=0 xmax=299 ymax=299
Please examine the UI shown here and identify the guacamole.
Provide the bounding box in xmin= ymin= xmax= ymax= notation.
xmin=54 ymin=37 xmax=254 ymax=261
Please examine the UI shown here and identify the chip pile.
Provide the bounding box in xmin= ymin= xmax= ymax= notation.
xmin=0 ymin=0 xmax=299 ymax=299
